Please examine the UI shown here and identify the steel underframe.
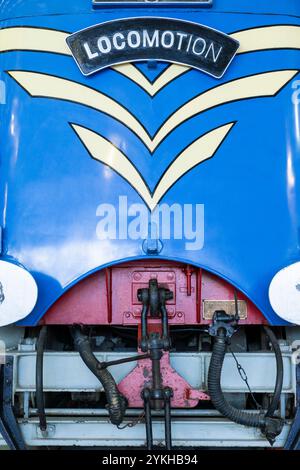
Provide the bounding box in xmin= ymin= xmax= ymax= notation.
xmin=13 ymin=350 xmax=296 ymax=394
xmin=0 ymin=417 xmax=292 ymax=448
xmin=0 ymin=350 xmax=298 ymax=448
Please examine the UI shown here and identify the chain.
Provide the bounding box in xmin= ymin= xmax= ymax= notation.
xmin=228 ymin=346 xmax=262 ymax=410
xmin=117 ymin=411 xmax=145 ymax=429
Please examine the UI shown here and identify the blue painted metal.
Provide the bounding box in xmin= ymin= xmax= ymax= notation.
xmin=284 ymin=362 xmax=300 ymax=450
xmin=0 ymin=1 xmax=299 ymax=326
xmin=0 ymin=357 xmax=26 ymax=449
xmin=0 ymin=1 xmax=300 ymax=19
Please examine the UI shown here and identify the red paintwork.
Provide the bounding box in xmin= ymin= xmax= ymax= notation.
xmin=41 ymin=260 xmax=266 ymax=407
xmin=41 ymin=260 xmax=266 ymax=325
xmin=117 ymin=323 xmax=209 ymax=408
xmin=118 ymin=351 xmax=209 ymax=408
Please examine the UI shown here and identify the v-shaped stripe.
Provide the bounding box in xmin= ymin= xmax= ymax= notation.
xmin=8 ymin=69 xmax=297 ymax=152
xmin=1 ymin=25 xmax=300 ymax=95
xmin=71 ymin=122 xmax=235 ymax=211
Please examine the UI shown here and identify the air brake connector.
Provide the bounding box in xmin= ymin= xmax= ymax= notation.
xmin=137 ymin=279 xmax=174 ymax=449
xmin=208 ymin=311 xmax=284 ymax=445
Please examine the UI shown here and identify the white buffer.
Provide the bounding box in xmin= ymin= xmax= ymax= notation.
xmin=0 ymin=260 xmax=38 ymax=326
xmin=269 ymin=261 xmax=300 ymax=325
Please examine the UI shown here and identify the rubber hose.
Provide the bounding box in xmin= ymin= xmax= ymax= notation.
xmin=208 ymin=327 xmax=284 ymax=432
xmin=263 ymin=326 xmax=284 ymax=417
xmin=36 ymin=326 xmax=47 ymax=432
xmin=72 ymin=328 xmax=127 ymax=425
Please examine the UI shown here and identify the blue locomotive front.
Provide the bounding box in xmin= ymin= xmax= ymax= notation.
xmin=0 ymin=0 xmax=300 ymax=449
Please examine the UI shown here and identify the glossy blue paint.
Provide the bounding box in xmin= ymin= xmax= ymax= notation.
xmin=0 ymin=1 xmax=299 ymax=325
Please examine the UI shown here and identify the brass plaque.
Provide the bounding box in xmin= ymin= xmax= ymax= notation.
xmin=203 ymin=300 xmax=247 ymax=320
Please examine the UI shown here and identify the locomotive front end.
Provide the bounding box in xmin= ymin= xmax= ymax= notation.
xmin=0 ymin=0 xmax=300 ymax=449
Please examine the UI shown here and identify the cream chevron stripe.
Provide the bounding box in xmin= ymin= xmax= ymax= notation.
xmin=0 ymin=25 xmax=183 ymax=95
xmin=151 ymin=122 xmax=235 ymax=207
xmin=1 ymin=25 xmax=300 ymax=95
xmin=8 ymin=70 xmax=152 ymax=149
xmin=0 ymin=27 xmax=149 ymax=88
xmin=151 ymin=69 xmax=298 ymax=149
xmin=71 ymin=124 xmax=153 ymax=209
xmin=159 ymin=25 xmax=300 ymax=91
xmin=113 ymin=63 xmax=190 ymax=96
xmin=8 ymin=69 xmax=297 ymax=152
xmin=71 ymin=122 xmax=235 ymax=211
xmin=231 ymin=25 xmax=300 ymax=54
xmin=0 ymin=27 xmax=70 ymax=55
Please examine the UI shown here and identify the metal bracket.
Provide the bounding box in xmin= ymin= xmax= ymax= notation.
xmin=137 ymin=279 xmax=174 ymax=449
xmin=36 ymin=424 xmax=56 ymax=438
xmin=208 ymin=310 xmax=239 ymax=339
xmin=138 ymin=279 xmax=173 ymax=351
xmin=0 ymin=356 xmax=26 ymax=449
xmin=142 ymin=223 xmax=163 ymax=255
xmin=284 ymin=362 xmax=300 ymax=449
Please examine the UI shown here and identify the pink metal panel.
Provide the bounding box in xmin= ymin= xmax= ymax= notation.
xmin=40 ymin=271 xmax=109 ymax=325
xmin=112 ymin=262 xmax=197 ymax=325
xmin=118 ymin=352 xmax=209 ymax=408
xmin=200 ymin=271 xmax=267 ymax=325
xmin=42 ymin=260 xmax=265 ymax=325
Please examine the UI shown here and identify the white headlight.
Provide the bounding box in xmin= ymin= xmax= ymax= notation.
xmin=0 ymin=260 xmax=38 ymax=326
xmin=269 ymin=261 xmax=300 ymax=325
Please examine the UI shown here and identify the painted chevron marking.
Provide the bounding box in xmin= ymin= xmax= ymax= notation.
xmin=151 ymin=69 xmax=298 ymax=149
xmin=8 ymin=69 xmax=298 ymax=152
xmin=113 ymin=63 xmax=190 ymax=96
xmin=0 ymin=27 xmax=70 ymax=55
xmin=7 ymin=70 xmax=152 ymax=149
xmin=231 ymin=25 xmax=300 ymax=54
xmin=71 ymin=122 xmax=235 ymax=211
xmin=154 ymin=25 xmax=300 ymax=93
xmin=1 ymin=25 xmax=300 ymax=95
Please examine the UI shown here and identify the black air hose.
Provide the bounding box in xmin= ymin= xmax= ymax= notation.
xmin=208 ymin=326 xmax=284 ymax=442
xmin=263 ymin=326 xmax=284 ymax=417
xmin=72 ymin=327 xmax=127 ymax=426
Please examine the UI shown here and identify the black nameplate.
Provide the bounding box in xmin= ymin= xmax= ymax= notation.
xmin=66 ymin=17 xmax=239 ymax=78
